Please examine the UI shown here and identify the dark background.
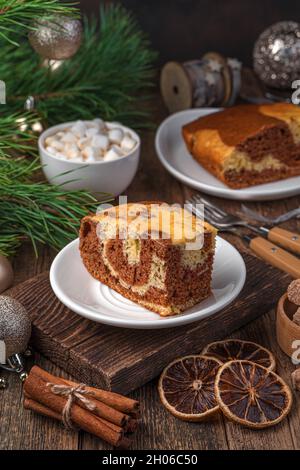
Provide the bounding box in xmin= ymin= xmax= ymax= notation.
xmin=79 ymin=0 xmax=300 ymax=66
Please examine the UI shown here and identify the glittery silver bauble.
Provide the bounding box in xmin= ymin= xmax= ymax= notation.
xmin=253 ymin=21 xmax=300 ymax=89
xmin=29 ymin=15 xmax=82 ymax=60
xmin=0 ymin=296 xmax=31 ymax=361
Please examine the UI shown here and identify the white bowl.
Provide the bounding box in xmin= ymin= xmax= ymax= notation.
xmin=38 ymin=121 xmax=140 ymax=198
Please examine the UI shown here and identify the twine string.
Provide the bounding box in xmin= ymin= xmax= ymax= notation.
xmin=47 ymin=382 xmax=96 ymax=430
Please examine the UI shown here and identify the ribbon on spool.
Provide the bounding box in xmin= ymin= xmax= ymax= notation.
xmin=160 ymin=52 xmax=242 ymax=113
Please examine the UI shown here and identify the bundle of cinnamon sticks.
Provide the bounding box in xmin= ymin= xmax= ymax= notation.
xmin=23 ymin=366 xmax=140 ymax=448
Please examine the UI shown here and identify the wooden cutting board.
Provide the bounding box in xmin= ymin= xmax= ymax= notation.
xmin=7 ymin=252 xmax=290 ymax=394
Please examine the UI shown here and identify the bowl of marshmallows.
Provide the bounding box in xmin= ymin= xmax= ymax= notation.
xmin=38 ymin=118 xmax=140 ymax=198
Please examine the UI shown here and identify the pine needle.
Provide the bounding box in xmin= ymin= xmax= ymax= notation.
xmin=0 ymin=117 xmax=111 ymax=257
xmin=0 ymin=157 xmax=110 ymax=257
xmin=0 ymin=3 xmax=155 ymax=257
xmin=0 ymin=5 xmax=157 ymax=128
xmin=0 ymin=0 xmax=78 ymax=45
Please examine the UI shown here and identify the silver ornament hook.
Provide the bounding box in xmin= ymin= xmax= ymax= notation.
xmin=0 ymin=375 xmax=7 ymax=389
xmin=0 ymin=296 xmax=32 ymax=389
xmin=0 ymin=353 xmax=28 ymax=384
xmin=24 ymin=95 xmax=35 ymax=111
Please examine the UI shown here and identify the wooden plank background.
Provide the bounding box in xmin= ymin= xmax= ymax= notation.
xmin=80 ymin=0 xmax=300 ymax=65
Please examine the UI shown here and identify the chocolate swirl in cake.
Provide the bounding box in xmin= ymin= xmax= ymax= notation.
xmin=79 ymin=202 xmax=216 ymax=316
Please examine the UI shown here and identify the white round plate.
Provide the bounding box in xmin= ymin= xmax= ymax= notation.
xmin=155 ymin=108 xmax=300 ymax=201
xmin=50 ymin=237 xmax=246 ymax=330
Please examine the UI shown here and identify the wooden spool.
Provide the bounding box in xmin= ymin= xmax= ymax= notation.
xmin=160 ymin=52 xmax=241 ymax=113
xmin=276 ymin=293 xmax=300 ymax=359
xmin=202 ymin=52 xmax=232 ymax=106
xmin=160 ymin=61 xmax=193 ymax=113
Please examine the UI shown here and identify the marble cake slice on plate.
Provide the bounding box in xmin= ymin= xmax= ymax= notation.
xmin=182 ymin=103 xmax=300 ymax=189
xmin=79 ymin=202 xmax=217 ymax=316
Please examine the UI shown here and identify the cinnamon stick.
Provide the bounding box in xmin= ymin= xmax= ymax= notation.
xmin=63 ymin=379 xmax=140 ymax=416
xmin=25 ymin=368 xmax=136 ymax=434
xmin=24 ymin=372 xmax=130 ymax=448
xmin=30 ymin=366 xmax=130 ymax=427
xmin=30 ymin=365 xmax=140 ymax=416
xmin=24 ymin=397 xmax=61 ymax=422
xmin=24 ymin=392 xmax=124 ymax=435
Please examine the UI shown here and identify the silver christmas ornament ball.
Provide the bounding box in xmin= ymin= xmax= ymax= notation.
xmin=253 ymin=21 xmax=300 ymax=89
xmin=29 ymin=15 xmax=82 ymax=60
xmin=0 ymin=296 xmax=31 ymax=360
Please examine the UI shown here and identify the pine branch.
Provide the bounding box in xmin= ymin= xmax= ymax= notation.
xmin=0 ymin=0 xmax=78 ymax=45
xmin=0 ymin=116 xmax=111 ymax=257
xmin=0 ymin=156 xmax=111 ymax=257
xmin=0 ymin=112 xmax=38 ymax=157
xmin=0 ymin=4 xmax=157 ymax=128
xmin=0 ymin=234 xmax=22 ymax=258
xmin=0 ymin=4 xmax=155 ymax=257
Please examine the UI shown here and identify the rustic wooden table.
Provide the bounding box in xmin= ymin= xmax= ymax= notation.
xmin=0 ymin=96 xmax=300 ymax=450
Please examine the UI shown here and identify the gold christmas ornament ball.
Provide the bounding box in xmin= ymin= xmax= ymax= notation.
xmin=0 ymin=255 xmax=13 ymax=294
xmin=253 ymin=21 xmax=300 ymax=89
xmin=29 ymin=15 xmax=82 ymax=60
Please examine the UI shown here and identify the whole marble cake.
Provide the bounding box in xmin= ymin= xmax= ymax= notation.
xmin=182 ymin=103 xmax=300 ymax=189
xmin=79 ymin=202 xmax=217 ymax=316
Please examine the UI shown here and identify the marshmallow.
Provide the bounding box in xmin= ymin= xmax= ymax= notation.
xmin=46 ymin=146 xmax=57 ymax=155
xmin=91 ymin=134 xmax=109 ymax=151
xmin=65 ymin=143 xmax=80 ymax=159
xmin=45 ymin=119 xmax=137 ymax=163
xmin=120 ymin=134 xmax=136 ymax=151
xmin=54 ymin=152 xmax=66 ymax=160
xmin=71 ymin=120 xmax=86 ymax=138
xmin=108 ymin=128 xmax=124 ymax=145
xmin=104 ymin=145 xmax=123 ymax=161
xmin=45 ymin=136 xmax=55 ymax=146
xmin=78 ymin=137 xmax=91 ymax=150
xmin=82 ymin=146 xmax=96 ymax=162
xmin=85 ymin=127 xmax=99 ymax=138
xmin=106 ymin=121 xmax=121 ymax=129
xmin=93 ymin=118 xmax=106 ymax=131
xmin=93 ymin=151 xmax=104 ymax=162
xmin=61 ymin=132 xmax=77 ymax=143
xmin=51 ymin=140 xmax=64 ymax=151
xmin=86 ymin=121 xmax=97 ymax=129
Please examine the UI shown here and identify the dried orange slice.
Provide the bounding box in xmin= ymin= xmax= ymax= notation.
xmin=215 ymin=360 xmax=292 ymax=429
xmin=158 ymin=355 xmax=222 ymax=421
xmin=202 ymin=339 xmax=276 ymax=371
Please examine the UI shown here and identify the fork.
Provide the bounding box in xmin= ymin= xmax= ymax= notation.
xmin=241 ymin=205 xmax=300 ymax=225
xmin=188 ymin=194 xmax=300 ymax=256
xmin=186 ymin=196 xmax=300 ymax=278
